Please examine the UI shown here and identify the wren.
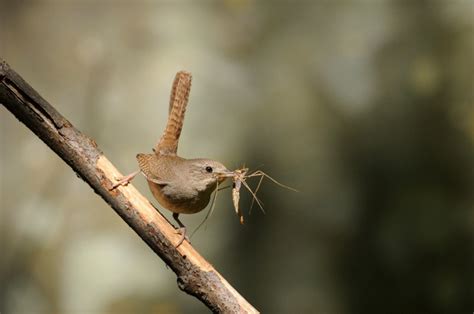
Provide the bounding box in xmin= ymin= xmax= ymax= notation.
xmin=113 ymin=71 xmax=231 ymax=246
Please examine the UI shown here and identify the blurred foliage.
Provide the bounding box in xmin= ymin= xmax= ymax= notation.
xmin=1 ymin=1 xmax=473 ymax=313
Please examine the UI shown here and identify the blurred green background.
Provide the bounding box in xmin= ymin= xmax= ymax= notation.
xmin=1 ymin=1 xmax=473 ymax=313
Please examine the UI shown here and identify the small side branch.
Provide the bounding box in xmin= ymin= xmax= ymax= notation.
xmin=0 ymin=59 xmax=258 ymax=314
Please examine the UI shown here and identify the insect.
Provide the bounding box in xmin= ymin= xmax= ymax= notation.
xmin=231 ymin=168 xmax=248 ymax=224
xmin=221 ymin=167 xmax=297 ymax=224
xmin=190 ymin=167 xmax=297 ymax=237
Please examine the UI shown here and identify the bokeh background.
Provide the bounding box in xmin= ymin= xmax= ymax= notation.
xmin=1 ymin=1 xmax=473 ymax=313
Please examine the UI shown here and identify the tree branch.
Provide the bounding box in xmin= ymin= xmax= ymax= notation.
xmin=0 ymin=59 xmax=258 ymax=313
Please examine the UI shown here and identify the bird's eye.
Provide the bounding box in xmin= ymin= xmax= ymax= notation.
xmin=205 ymin=166 xmax=213 ymax=173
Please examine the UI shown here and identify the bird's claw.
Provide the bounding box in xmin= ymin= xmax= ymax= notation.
xmin=175 ymin=227 xmax=189 ymax=248
xmin=110 ymin=171 xmax=140 ymax=190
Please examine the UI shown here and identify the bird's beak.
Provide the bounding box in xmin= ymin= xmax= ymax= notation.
xmin=223 ymin=169 xmax=237 ymax=176
xmin=216 ymin=169 xmax=234 ymax=181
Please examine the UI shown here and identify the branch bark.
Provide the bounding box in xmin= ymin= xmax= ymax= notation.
xmin=0 ymin=59 xmax=258 ymax=313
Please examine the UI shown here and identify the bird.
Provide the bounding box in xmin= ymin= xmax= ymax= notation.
xmin=113 ymin=71 xmax=231 ymax=247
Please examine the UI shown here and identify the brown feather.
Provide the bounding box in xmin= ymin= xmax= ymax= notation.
xmin=155 ymin=71 xmax=192 ymax=155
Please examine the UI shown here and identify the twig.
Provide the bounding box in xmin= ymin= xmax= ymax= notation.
xmin=0 ymin=59 xmax=258 ymax=314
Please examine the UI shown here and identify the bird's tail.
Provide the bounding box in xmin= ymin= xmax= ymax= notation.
xmin=155 ymin=71 xmax=192 ymax=155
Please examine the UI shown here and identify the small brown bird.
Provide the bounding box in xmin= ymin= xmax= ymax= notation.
xmin=113 ymin=71 xmax=231 ymax=246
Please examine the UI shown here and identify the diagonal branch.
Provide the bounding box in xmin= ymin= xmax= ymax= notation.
xmin=0 ymin=59 xmax=258 ymax=314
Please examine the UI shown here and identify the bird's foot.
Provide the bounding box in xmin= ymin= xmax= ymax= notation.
xmin=175 ymin=227 xmax=189 ymax=248
xmin=110 ymin=170 xmax=140 ymax=190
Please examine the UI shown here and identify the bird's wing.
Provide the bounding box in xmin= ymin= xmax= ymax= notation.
xmin=136 ymin=153 xmax=169 ymax=185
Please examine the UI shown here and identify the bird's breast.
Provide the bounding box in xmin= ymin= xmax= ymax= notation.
xmin=147 ymin=180 xmax=212 ymax=214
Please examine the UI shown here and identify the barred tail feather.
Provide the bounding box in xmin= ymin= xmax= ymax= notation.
xmin=155 ymin=71 xmax=192 ymax=155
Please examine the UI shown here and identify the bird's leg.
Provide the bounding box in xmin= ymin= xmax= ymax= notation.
xmin=110 ymin=170 xmax=140 ymax=189
xmin=172 ymin=213 xmax=189 ymax=247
